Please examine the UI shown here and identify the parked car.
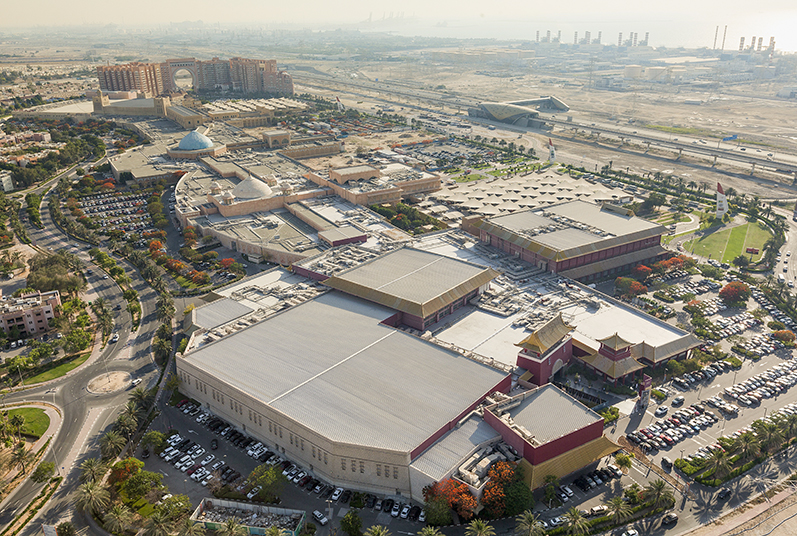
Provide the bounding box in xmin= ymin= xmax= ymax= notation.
xmin=313 ymin=511 xmax=328 ymax=526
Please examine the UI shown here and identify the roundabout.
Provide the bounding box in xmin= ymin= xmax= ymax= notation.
xmin=86 ymin=371 xmax=131 ymax=394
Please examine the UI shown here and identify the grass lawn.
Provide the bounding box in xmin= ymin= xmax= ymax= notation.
xmin=683 ymin=222 xmax=772 ymax=263
xmin=452 ymin=173 xmax=483 ymax=182
xmin=7 ymin=408 xmax=50 ymax=439
xmin=174 ymin=276 xmax=199 ymax=289
xmin=25 ymin=353 xmax=89 ymax=384
xmin=721 ymin=225 xmax=749 ymax=263
xmin=684 ymin=227 xmax=732 ymax=261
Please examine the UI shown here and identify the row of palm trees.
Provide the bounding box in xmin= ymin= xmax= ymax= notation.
xmin=462 ymin=480 xmax=675 ymax=536
xmin=700 ymin=411 xmax=797 ymax=481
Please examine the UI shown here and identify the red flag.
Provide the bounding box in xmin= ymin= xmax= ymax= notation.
xmin=717 ymin=182 xmax=724 ymax=195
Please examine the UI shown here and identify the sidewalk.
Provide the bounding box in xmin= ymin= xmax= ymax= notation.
xmin=0 ymin=403 xmax=63 ymax=510
xmin=687 ymin=487 xmax=797 ymax=536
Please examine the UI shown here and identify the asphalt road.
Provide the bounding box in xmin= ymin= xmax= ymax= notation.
xmin=0 ymin=167 xmax=161 ymax=535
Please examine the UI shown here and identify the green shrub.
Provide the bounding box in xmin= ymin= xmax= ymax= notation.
xmin=725 ymin=356 xmax=743 ymax=369
xmin=651 ymin=389 xmax=665 ymax=402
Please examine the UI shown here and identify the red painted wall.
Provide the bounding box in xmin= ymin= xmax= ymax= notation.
xmin=410 ymin=374 xmax=511 ymax=460
xmin=515 ymin=339 xmax=573 ymax=386
xmin=291 ymin=265 xmax=330 ymax=281
xmin=483 ymin=407 xmax=529 ymax=456
xmin=526 ymin=419 xmax=603 ymax=465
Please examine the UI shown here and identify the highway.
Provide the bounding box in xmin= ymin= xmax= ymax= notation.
xmin=293 ymin=70 xmax=797 ymax=178
xmin=544 ymin=116 xmax=797 ymax=174
xmin=0 ymin=167 xmax=161 ymax=535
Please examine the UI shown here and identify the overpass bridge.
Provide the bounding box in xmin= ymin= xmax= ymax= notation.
xmin=545 ymin=117 xmax=797 ymax=175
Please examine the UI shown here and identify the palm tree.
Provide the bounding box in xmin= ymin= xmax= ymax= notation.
xmin=563 ymin=507 xmax=589 ymax=536
xmin=10 ymin=445 xmax=31 ymax=473
xmin=98 ymin=314 xmax=114 ymax=337
xmin=100 ymin=430 xmax=126 ymax=459
xmin=264 ymin=527 xmax=288 ymax=536
xmin=780 ymin=413 xmax=797 ymax=451
xmin=705 ymin=449 xmax=732 ymax=480
xmin=615 ymin=453 xmax=633 ymax=474
xmin=176 ymin=518 xmax=206 ymax=536
xmin=10 ymin=413 xmax=24 ymax=443
xmin=80 ymin=457 xmax=106 ymax=483
xmin=104 ymin=504 xmax=133 ymax=533
xmin=607 ymin=497 xmax=631 ymax=524
xmin=114 ymin=413 xmax=138 ymax=440
xmin=121 ymin=400 xmax=144 ymax=422
xmin=514 ymin=510 xmax=545 ymax=536
xmin=465 ymin=519 xmax=495 ymax=536
xmin=141 ymin=510 xmax=174 ymax=536
xmin=734 ymin=431 xmax=760 ymax=462
xmin=75 ymin=481 xmax=110 ymax=514
xmin=753 ymin=420 xmax=784 ymax=454
xmin=418 ymin=528 xmax=442 ymax=536
xmin=130 ymin=386 xmax=153 ymax=409
xmin=156 ymin=301 xmax=176 ymax=323
xmin=644 ymin=479 xmax=674 ymax=509
xmin=364 ymin=526 xmax=392 ymax=536
xmin=154 ymin=337 xmax=172 ymax=359
xmin=215 ymin=518 xmax=246 ymax=536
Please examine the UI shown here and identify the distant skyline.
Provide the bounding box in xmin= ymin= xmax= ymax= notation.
xmin=1 ymin=0 xmax=796 ymax=52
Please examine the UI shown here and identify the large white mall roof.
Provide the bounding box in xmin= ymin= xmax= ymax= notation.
xmin=183 ymin=291 xmax=508 ymax=453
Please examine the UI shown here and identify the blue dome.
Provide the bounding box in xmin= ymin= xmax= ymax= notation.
xmin=178 ymin=130 xmax=214 ymax=151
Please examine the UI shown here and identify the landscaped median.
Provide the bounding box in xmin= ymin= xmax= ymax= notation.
xmin=0 ymin=477 xmax=62 ymax=536
xmin=674 ymin=421 xmax=797 ymax=487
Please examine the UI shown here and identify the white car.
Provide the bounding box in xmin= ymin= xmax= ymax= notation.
xmin=191 ymin=468 xmax=208 ymax=481
xmin=191 ymin=447 xmax=206 ymax=459
xmin=201 ymin=474 xmax=215 ymax=486
xmin=331 ymin=487 xmax=343 ymax=501
xmin=247 ymin=486 xmax=262 ymax=499
xmin=200 ymin=454 xmax=215 ymax=466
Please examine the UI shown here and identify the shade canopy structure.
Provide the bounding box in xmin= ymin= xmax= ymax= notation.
xmin=461 ymin=199 xmax=484 ymax=210
xmin=447 ymin=193 xmax=470 ymax=204
xmin=477 ymin=206 xmax=501 ymax=216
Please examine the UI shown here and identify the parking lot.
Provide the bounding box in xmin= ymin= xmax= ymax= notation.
xmin=609 ymin=344 xmax=797 ymax=473
xmin=144 ymin=401 xmax=431 ymax=535
xmin=76 ymin=192 xmax=154 ymax=235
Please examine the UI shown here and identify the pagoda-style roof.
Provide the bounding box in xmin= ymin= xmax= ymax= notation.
xmin=575 ymin=352 xmax=645 ymax=380
xmin=516 ymin=313 xmax=573 ymax=355
xmin=598 ymin=333 xmax=633 ymax=351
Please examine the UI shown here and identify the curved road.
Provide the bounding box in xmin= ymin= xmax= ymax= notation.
xmin=0 ymin=169 xmax=161 ymax=534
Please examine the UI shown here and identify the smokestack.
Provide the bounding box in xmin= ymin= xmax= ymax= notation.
xmin=597 ymin=31 xmax=602 ymax=44
xmin=536 ymin=30 xmax=540 ymax=42
xmin=618 ymin=32 xmax=623 ymax=47
xmin=644 ymin=31 xmax=649 ymax=46
xmin=713 ymin=26 xmax=719 ymax=49
xmin=546 ymin=30 xmax=551 ymax=42
xmin=739 ymin=37 xmax=745 ymax=51
xmin=584 ymin=31 xmax=590 ymax=45
xmin=721 ymin=25 xmax=727 ymax=51
xmin=633 ymin=32 xmax=638 ymax=46
xmin=574 ymin=31 xmax=578 ymax=45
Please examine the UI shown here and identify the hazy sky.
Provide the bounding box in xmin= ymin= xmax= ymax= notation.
xmin=3 ymin=0 xmax=797 ymax=51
